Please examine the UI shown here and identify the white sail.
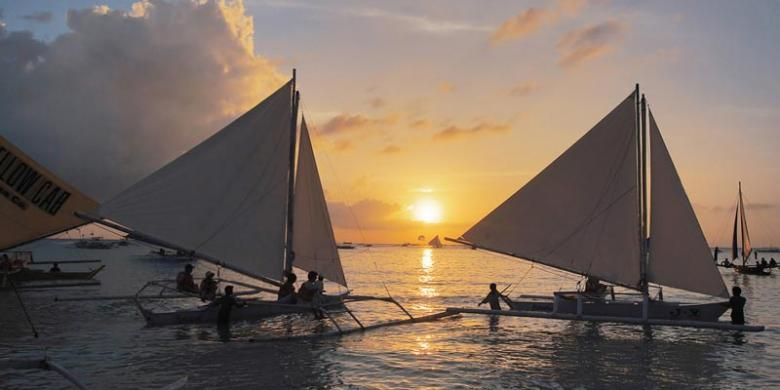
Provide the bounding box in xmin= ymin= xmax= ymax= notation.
xmin=462 ymin=94 xmax=641 ymax=289
xmin=0 ymin=135 xmax=98 ymax=251
xmin=647 ymin=111 xmax=728 ymax=298
xmin=100 ymin=81 xmax=294 ymax=282
xmin=292 ymin=118 xmax=347 ymax=287
xmin=428 ymin=235 xmax=443 ymax=248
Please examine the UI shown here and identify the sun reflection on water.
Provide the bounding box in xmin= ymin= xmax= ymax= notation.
xmin=419 ymin=248 xmax=438 ymax=297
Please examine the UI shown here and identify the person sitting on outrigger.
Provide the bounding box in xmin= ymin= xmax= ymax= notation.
xmin=584 ymin=276 xmax=607 ymax=296
xmin=761 ymin=258 xmax=769 ymax=268
xmin=176 ymin=264 xmax=199 ymax=293
xmin=49 ymin=262 xmax=61 ymax=272
xmin=479 ymin=283 xmax=511 ymax=310
xmin=298 ymin=271 xmax=322 ymax=303
xmin=770 ymin=258 xmax=777 ymax=268
xmin=277 ymin=272 xmax=298 ymax=304
xmin=199 ymin=271 xmax=218 ymax=301
xmin=721 ymin=258 xmax=732 ymax=267
xmin=209 ymin=285 xmax=245 ymax=325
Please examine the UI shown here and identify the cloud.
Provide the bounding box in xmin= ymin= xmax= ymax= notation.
xmin=438 ymin=81 xmax=455 ymax=94
xmin=491 ymin=0 xmax=587 ymax=44
xmin=409 ymin=119 xmax=431 ymax=129
xmin=0 ymin=0 xmax=283 ymax=199
xmin=367 ymin=97 xmax=386 ymax=109
xmin=333 ymin=139 xmax=353 ymax=152
xmin=557 ymin=20 xmax=625 ymax=67
xmin=433 ymin=122 xmax=511 ymax=141
xmin=508 ymin=81 xmax=540 ymax=97
xmin=380 ymin=145 xmax=401 ymax=154
xmin=319 ymin=113 xmax=396 ymax=136
xmin=21 ymin=11 xmax=53 ymax=23
xmin=491 ymin=8 xmax=553 ymax=44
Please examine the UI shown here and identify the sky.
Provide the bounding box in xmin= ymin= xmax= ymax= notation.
xmin=0 ymin=0 xmax=779 ymax=245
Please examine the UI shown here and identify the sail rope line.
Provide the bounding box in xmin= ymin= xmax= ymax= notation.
xmin=297 ymin=103 xmax=391 ymax=298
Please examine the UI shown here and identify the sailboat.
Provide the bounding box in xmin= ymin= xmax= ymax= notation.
xmin=0 ymin=136 xmax=104 ymax=288
xmin=447 ymin=86 xmax=763 ymax=331
xmin=731 ymin=183 xmax=771 ymax=275
xmin=77 ymin=71 xmax=450 ymax=329
xmin=428 ymin=235 xmax=443 ymax=248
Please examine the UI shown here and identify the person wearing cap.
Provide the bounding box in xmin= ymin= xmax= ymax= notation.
xmin=199 ymin=271 xmax=218 ymax=301
xmin=176 ymin=264 xmax=199 ymax=293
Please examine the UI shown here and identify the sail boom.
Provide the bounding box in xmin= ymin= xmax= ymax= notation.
xmin=445 ymin=237 xmax=642 ymax=292
xmin=76 ymin=212 xmax=283 ymax=287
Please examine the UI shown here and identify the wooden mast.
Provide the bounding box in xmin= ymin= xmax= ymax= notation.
xmin=284 ymin=69 xmax=300 ymax=276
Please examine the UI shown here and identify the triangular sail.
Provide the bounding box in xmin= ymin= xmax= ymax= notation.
xmin=291 ymin=118 xmax=347 ymax=286
xmin=428 ymin=235 xmax=443 ymax=248
xmin=731 ymin=203 xmax=739 ymax=261
xmin=100 ymin=81 xmax=294 ymax=281
xmin=462 ymin=93 xmax=641 ymax=289
xmin=0 ymin=136 xmax=98 ymax=251
xmin=646 ymin=111 xmax=728 ymax=298
xmin=739 ymin=185 xmax=752 ymax=261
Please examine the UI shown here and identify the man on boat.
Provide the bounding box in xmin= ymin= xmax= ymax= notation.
xmin=298 ymin=271 xmax=323 ymax=303
xmin=584 ymin=277 xmax=607 ymax=296
xmin=199 ymin=271 xmax=218 ymax=301
xmin=176 ymin=264 xmax=199 ymax=293
xmin=761 ymin=258 xmax=769 ymax=268
xmin=277 ymin=272 xmax=297 ymax=304
xmin=49 ymin=263 xmax=61 ymax=272
xmin=210 ymin=285 xmax=245 ymax=325
xmin=727 ymin=286 xmax=746 ymax=325
xmin=721 ymin=258 xmax=732 ymax=268
xmin=770 ymin=258 xmax=777 ymax=268
xmin=479 ymin=283 xmax=511 ymax=310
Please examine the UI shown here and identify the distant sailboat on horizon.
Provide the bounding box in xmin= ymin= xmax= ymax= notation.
xmin=428 ymin=235 xmax=443 ymax=248
xmin=447 ymin=85 xmax=763 ymax=331
xmin=731 ymin=182 xmax=772 ymax=275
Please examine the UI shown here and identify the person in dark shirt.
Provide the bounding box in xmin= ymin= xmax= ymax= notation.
xmin=298 ymin=271 xmax=321 ymax=303
xmin=49 ymin=262 xmax=61 ymax=272
xmin=479 ymin=283 xmax=510 ymax=310
xmin=770 ymin=258 xmax=777 ymax=268
xmin=277 ymin=272 xmax=297 ymax=304
xmin=728 ymin=286 xmax=746 ymax=325
xmin=211 ymin=285 xmax=245 ymax=324
xmin=199 ymin=271 xmax=218 ymax=302
xmin=176 ymin=264 xmax=198 ymax=293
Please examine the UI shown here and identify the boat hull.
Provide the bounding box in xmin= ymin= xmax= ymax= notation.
xmin=734 ymin=265 xmax=771 ymax=275
xmin=509 ymin=297 xmax=728 ymax=322
xmin=139 ymin=295 xmax=346 ymax=326
xmin=5 ymin=266 xmax=105 ymax=282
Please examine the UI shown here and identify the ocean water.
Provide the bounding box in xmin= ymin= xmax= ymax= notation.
xmin=1 ymin=240 xmax=779 ymax=389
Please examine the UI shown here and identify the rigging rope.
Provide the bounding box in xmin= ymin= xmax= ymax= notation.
xmin=9 ymin=280 xmax=39 ymax=338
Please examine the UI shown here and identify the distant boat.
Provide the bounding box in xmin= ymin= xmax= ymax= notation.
xmin=1 ymin=250 xmax=104 ymax=287
xmin=448 ymin=86 xmax=762 ymax=331
xmin=428 ymin=235 xmax=443 ymax=248
xmin=337 ymin=243 xmax=355 ymax=249
xmin=731 ymin=183 xmax=771 ymax=275
xmin=74 ymin=237 xmax=115 ymax=249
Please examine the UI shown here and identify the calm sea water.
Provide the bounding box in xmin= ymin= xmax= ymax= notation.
xmin=1 ymin=240 xmax=779 ymax=389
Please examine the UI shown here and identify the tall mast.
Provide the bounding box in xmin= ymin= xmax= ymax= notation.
xmin=641 ymin=93 xmax=648 ymax=281
xmin=634 ymin=85 xmax=646 ymax=291
xmin=284 ymin=69 xmax=300 ymax=275
xmin=739 ymin=181 xmax=745 ymax=266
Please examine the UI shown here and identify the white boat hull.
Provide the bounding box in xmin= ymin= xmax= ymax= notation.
xmin=509 ymin=297 xmax=727 ymax=322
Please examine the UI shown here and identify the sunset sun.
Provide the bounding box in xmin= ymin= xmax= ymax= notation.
xmin=411 ymin=199 xmax=443 ymax=224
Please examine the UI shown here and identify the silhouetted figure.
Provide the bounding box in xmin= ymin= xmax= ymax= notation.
xmin=770 ymin=258 xmax=777 ymax=268
xmin=49 ymin=262 xmax=61 ymax=273
xmin=176 ymin=264 xmax=198 ymax=293
xmin=729 ymin=286 xmax=746 ymax=325
xmin=721 ymin=258 xmax=732 ymax=268
xmin=584 ymin=277 xmax=607 ymax=296
xmin=277 ymin=272 xmax=297 ymax=304
xmin=211 ymin=285 xmax=245 ymax=325
xmin=479 ymin=283 xmax=509 ymax=310
xmin=761 ymin=258 xmax=768 ymax=268
xmin=199 ymin=271 xmax=218 ymax=302
xmin=298 ymin=271 xmax=322 ymax=303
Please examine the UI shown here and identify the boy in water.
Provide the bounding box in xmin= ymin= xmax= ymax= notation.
xmin=728 ymin=286 xmax=746 ymax=325
xmin=479 ymin=283 xmax=511 ymax=310
xmin=211 ymin=285 xmax=245 ymax=325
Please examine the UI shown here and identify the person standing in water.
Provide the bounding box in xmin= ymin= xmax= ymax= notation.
xmin=479 ymin=283 xmax=511 ymax=310
xmin=728 ymin=286 xmax=747 ymax=325
xmin=211 ymin=285 xmax=245 ymax=325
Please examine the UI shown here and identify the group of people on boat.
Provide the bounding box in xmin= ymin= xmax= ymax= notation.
xmin=718 ymin=256 xmax=777 ymax=269
xmin=276 ymin=270 xmax=326 ymax=306
xmin=175 ymin=264 xmax=218 ymax=302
